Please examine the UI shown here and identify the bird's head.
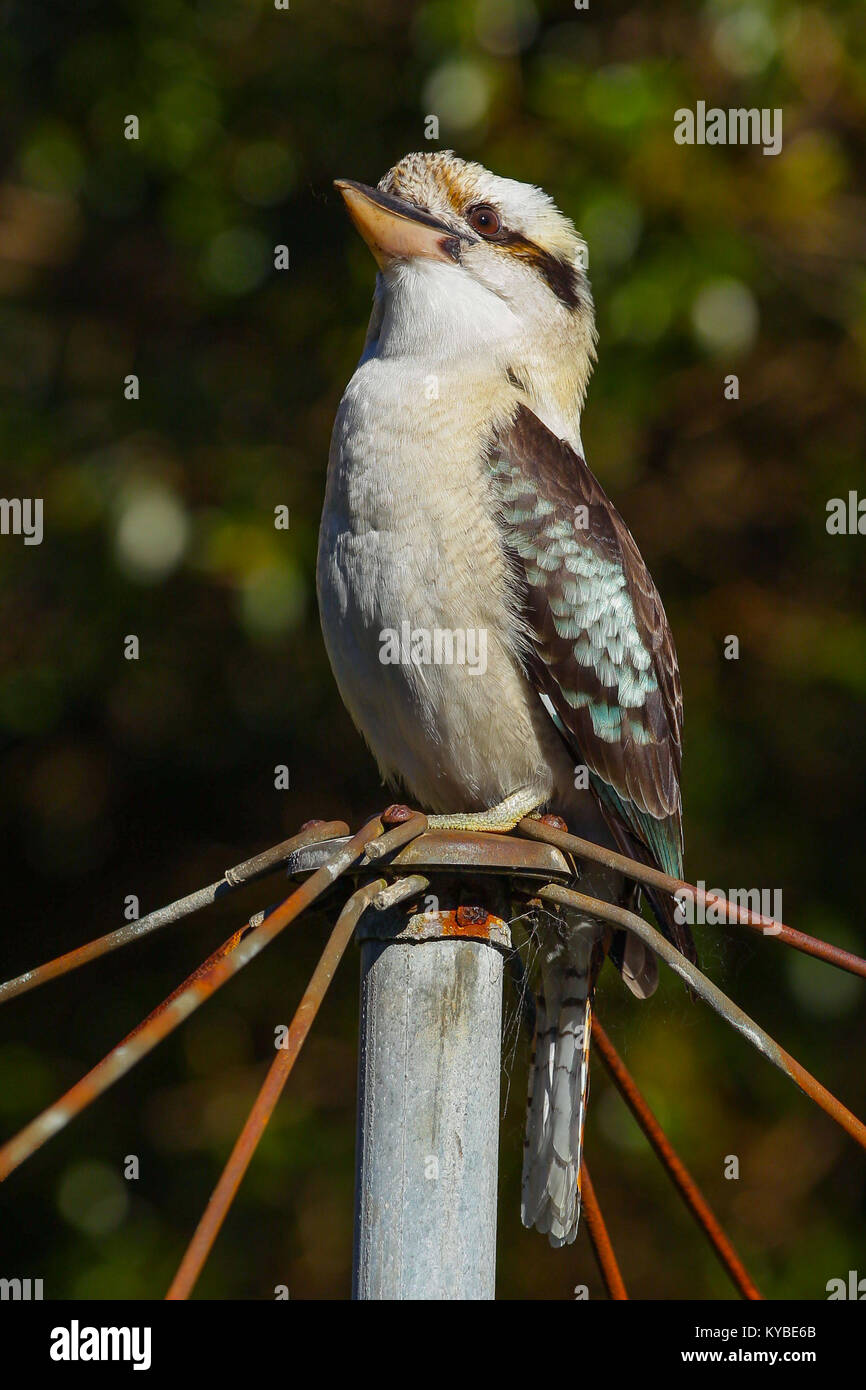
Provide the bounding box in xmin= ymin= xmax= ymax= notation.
xmin=335 ymin=151 xmax=596 ymax=425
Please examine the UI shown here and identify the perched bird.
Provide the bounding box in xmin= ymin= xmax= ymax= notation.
xmin=317 ymin=151 xmax=695 ymax=1246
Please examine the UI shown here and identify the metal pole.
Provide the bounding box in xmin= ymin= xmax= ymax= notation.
xmin=352 ymin=884 xmax=510 ymax=1300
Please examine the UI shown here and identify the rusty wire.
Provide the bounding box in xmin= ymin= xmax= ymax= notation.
xmin=580 ymin=1162 xmax=628 ymax=1300
xmin=1 ymin=808 xmax=863 ymax=1300
xmin=519 ymin=817 xmax=866 ymax=980
xmin=166 ymin=875 xmax=433 ymax=1300
xmin=538 ymin=882 xmax=866 ymax=1153
xmin=8 ymin=812 xmax=859 ymax=1014
xmin=592 ymin=1018 xmax=761 ymax=1300
xmin=0 ymin=817 xmax=384 ymax=1182
xmin=364 ymin=811 xmax=428 ymax=859
xmin=0 ymin=821 xmax=351 ymax=1007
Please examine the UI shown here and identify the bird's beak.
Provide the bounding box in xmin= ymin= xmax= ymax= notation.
xmin=334 ymin=179 xmax=466 ymax=268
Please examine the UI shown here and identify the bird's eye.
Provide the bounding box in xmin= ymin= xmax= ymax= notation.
xmin=467 ymin=204 xmax=502 ymax=237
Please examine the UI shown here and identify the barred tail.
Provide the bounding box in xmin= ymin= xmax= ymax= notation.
xmin=521 ymin=944 xmax=595 ymax=1247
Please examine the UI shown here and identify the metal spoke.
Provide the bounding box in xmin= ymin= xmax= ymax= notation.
xmin=3 ymin=806 xmax=858 ymax=1299
xmin=363 ymin=812 xmax=428 ymax=859
xmin=0 ymin=818 xmax=384 ymax=1182
xmin=593 ymin=1017 xmax=761 ymax=1300
xmin=538 ymin=882 xmax=866 ymax=1153
xmin=165 ymin=876 xmax=433 ymax=1299
xmin=581 ymin=1161 xmax=627 ymax=1300
xmin=0 ymin=821 xmax=350 ymax=1006
xmin=520 ymin=817 xmax=866 ymax=980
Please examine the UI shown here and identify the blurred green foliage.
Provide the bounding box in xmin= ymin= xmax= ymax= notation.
xmin=1 ymin=0 xmax=864 ymax=1299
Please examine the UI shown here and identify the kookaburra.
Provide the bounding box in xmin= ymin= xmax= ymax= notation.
xmin=317 ymin=151 xmax=696 ymax=1247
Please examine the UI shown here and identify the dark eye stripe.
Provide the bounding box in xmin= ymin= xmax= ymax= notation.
xmin=498 ymin=233 xmax=582 ymax=310
xmin=464 ymin=202 xmax=583 ymax=309
xmin=532 ymin=247 xmax=582 ymax=310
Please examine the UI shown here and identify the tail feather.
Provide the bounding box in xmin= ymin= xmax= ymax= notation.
xmin=521 ymin=943 xmax=596 ymax=1247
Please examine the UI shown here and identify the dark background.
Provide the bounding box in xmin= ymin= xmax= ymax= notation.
xmin=1 ymin=0 xmax=864 ymax=1299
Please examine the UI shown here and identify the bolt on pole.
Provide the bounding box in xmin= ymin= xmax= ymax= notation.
xmin=352 ymin=882 xmax=511 ymax=1300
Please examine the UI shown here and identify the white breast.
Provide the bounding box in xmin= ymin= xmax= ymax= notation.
xmin=316 ymin=353 xmax=570 ymax=812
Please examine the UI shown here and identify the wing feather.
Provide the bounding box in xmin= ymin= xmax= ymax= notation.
xmin=488 ymin=403 xmax=695 ymax=959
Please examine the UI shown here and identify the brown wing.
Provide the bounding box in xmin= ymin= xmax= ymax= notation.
xmin=488 ymin=404 xmax=694 ymax=958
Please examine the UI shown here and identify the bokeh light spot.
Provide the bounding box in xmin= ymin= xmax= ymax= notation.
xmin=423 ymin=59 xmax=491 ymax=134
xmin=691 ymin=277 xmax=759 ymax=354
xmin=113 ymin=483 xmax=190 ymax=582
xmin=57 ymin=1161 xmax=130 ymax=1236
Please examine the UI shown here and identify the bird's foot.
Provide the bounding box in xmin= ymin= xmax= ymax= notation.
xmin=426 ymin=787 xmax=543 ymax=834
